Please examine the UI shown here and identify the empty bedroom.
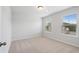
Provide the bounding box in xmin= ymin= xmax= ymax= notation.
xmin=0 ymin=6 xmax=79 ymax=53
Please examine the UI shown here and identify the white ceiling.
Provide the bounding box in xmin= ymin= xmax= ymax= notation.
xmin=11 ymin=6 xmax=71 ymax=17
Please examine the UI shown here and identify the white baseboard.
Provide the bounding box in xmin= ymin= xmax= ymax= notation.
xmin=12 ymin=33 xmax=42 ymax=41
xmin=44 ymin=35 xmax=79 ymax=48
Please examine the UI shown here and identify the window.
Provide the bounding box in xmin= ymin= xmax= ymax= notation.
xmin=45 ymin=22 xmax=52 ymax=32
xmin=45 ymin=19 xmax=52 ymax=32
xmin=62 ymin=14 xmax=77 ymax=35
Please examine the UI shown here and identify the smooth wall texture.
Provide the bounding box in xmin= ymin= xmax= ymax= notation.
xmin=12 ymin=6 xmax=70 ymax=41
xmin=12 ymin=7 xmax=42 ymax=40
xmin=43 ymin=7 xmax=79 ymax=47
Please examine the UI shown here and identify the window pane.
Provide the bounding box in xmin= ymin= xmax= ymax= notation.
xmin=62 ymin=14 xmax=77 ymax=35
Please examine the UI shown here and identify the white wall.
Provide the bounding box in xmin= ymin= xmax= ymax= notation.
xmin=12 ymin=6 xmax=70 ymax=41
xmin=43 ymin=7 xmax=79 ymax=47
xmin=0 ymin=6 xmax=11 ymax=53
xmin=12 ymin=7 xmax=42 ymax=40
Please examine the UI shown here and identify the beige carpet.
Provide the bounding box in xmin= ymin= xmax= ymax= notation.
xmin=9 ymin=37 xmax=79 ymax=53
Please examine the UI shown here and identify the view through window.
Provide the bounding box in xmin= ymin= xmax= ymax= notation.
xmin=62 ymin=14 xmax=77 ymax=35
